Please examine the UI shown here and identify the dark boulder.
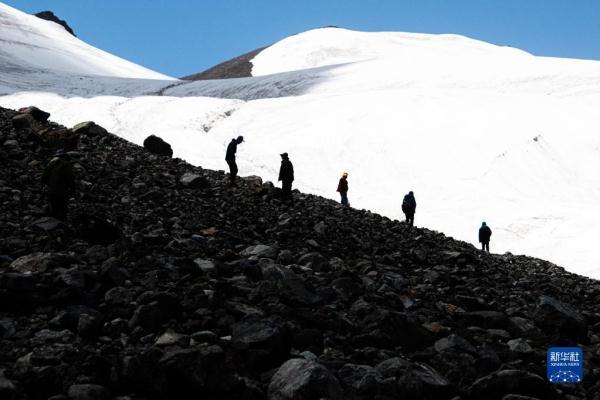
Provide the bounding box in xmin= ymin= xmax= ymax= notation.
xmin=67 ymin=384 xmax=110 ymax=400
xmin=468 ymin=369 xmax=555 ymax=400
xmin=180 ymin=173 xmax=209 ymax=189
xmin=71 ymin=122 xmax=107 ymax=137
xmin=375 ymin=358 xmax=455 ymax=399
xmin=232 ymin=317 xmax=288 ymax=368
xmin=533 ymin=296 xmax=588 ymax=343
xmin=267 ymin=358 xmax=343 ymax=400
xmin=129 ymin=302 xmax=164 ymax=332
xmin=38 ymin=128 xmax=79 ymax=151
xmin=143 ymin=135 xmax=173 ymax=157
xmin=17 ymin=106 xmax=50 ymax=122
xmin=0 ymin=375 xmax=17 ymax=400
xmin=338 ymin=363 xmax=382 ymax=394
xmin=73 ymin=214 xmax=120 ymax=245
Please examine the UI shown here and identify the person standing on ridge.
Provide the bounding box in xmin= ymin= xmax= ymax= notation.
xmin=225 ymin=135 xmax=244 ymax=186
xmin=42 ymin=150 xmax=75 ymax=220
xmin=402 ymin=191 xmax=416 ymax=227
xmin=479 ymin=222 xmax=492 ymax=252
xmin=278 ymin=152 xmax=294 ymax=201
xmin=337 ymin=172 xmax=349 ymax=206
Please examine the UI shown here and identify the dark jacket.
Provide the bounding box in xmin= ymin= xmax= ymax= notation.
xmin=278 ymin=159 xmax=294 ymax=182
xmin=479 ymin=225 xmax=492 ymax=243
xmin=42 ymin=157 xmax=75 ymax=195
xmin=337 ymin=177 xmax=348 ymax=193
xmin=402 ymin=193 xmax=416 ymax=214
xmin=225 ymin=139 xmax=237 ymax=161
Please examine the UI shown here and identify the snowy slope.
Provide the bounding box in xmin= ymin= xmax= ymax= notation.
xmin=0 ymin=2 xmax=173 ymax=95
xmin=1 ymin=7 xmax=600 ymax=278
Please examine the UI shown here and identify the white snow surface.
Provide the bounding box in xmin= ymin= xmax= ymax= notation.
xmin=0 ymin=2 xmax=173 ymax=83
xmin=1 ymin=9 xmax=600 ymax=278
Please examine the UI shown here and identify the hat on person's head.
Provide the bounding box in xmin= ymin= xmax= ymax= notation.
xmin=409 ymin=191 xmax=413 ymax=195
xmin=342 ymin=172 xmax=348 ymax=177
xmin=280 ymin=152 xmax=288 ymax=158
xmin=236 ymin=135 xmax=244 ymax=142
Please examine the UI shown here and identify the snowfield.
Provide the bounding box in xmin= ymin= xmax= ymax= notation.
xmin=1 ymin=2 xmax=600 ymax=277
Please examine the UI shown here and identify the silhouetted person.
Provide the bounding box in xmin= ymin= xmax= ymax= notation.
xmin=42 ymin=151 xmax=75 ymax=220
xmin=402 ymin=191 xmax=416 ymax=227
xmin=225 ymin=135 xmax=244 ymax=185
xmin=278 ymin=152 xmax=294 ymax=201
xmin=337 ymin=172 xmax=349 ymax=205
xmin=479 ymin=222 xmax=492 ymax=252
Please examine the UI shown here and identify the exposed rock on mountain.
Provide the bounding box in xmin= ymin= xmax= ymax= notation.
xmin=34 ymin=10 xmax=76 ymax=36
xmin=1 ymin=105 xmax=600 ymax=399
xmin=182 ymin=47 xmax=267 ymax=80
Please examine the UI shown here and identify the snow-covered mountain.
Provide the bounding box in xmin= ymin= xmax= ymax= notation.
xmin=2 ymin=2 xmax=600 ymax=278
xmin=0 ymin=2 xmax=173 ymax=94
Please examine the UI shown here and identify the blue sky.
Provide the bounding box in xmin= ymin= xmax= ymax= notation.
xmin=4 ymin=0 xmax=600 ymax=77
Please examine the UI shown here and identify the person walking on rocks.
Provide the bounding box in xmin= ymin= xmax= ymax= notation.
xmin=402 ymin=191 xmax=416 ymax=227
xmin=337 ymin=172 xmax=349 ymax=206
xmin=42 ymin=150 xmax=75 ymax=220
xmin=225 ymin=135 xmax=244 ymax=186
xmin=278 ymin=152 xmax=294 ymax=201
xmin=479 ymin=222 xmax=492 ymax=252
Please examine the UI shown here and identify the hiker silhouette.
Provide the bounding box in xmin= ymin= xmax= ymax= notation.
xmin=479 ymin=222 xmax=492 ymax=252
xmin=401 ymin=191 xmax=416 ymax=227
xmin=225 ymin=135 xmax=244 ymax=186
xmin=278 ymin=152 xmax=294 ymax=201
xmin=42 ymin=150 xmax=75 ymax=220
xmin=337 ymin=172 xmax=349 ymax=205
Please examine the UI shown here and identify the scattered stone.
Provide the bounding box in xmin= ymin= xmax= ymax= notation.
xmin=71 ymin=121 xmax=107 ymax=137
xmin=268 ymin=358 xmax=343 ymax=400
xmin=534 ymin=295 xmax=588 ymax=343
xmin=469 ymin=370 xmax=555 ymax=400
xmin=241 ymin=244 xmax=278 ymax=259
xmin=12 ymin=113 xmax=36 ymax=130
xmin=507 ymin=338 xmax=533 ymax=354
xmin=129 ymin=303 xmax=164 ymax=332
xmin=9 ymin=252 xmax=73 ymax=274
xmin=434 ymin=334 xmax=476 ymax=354
xmin=67 ymin=384 xmax=110 ymax=400
xmin=0 ymin=375 xmax=17 ymax=400
xmin=193 ymin=258 xmax=215 ymax=273
xmin=180 ymin=173 xmax=209 ymax=189
xmin=338 ymin=363 xmax=382 ymax=393
xmin=18 ymin=106 xmax=50 ymax=122
xmin=155 ymin=330 xmax=188 ymax=347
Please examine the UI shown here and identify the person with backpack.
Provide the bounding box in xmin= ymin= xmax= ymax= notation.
xmin=337 ymin=172 xmax=349 ymax=206
xmin=42 ymin=150 xmax=75 ymax=220
xmin=225 ymin=135 xmax=244 ymax=186
xmin=402 ymin=191 xmax=416 ymax=227
xmin=278 ymin=152 xmax=294 ymax=201
xmin=479 ymin=222 xmax=492 ymax=252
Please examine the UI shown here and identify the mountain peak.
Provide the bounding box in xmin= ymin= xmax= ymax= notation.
xmin=34 ymin=10 xmax=76 ymax=36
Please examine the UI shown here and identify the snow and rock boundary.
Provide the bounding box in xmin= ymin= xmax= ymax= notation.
xmin=1 ymin=106 xmax=600 ymax=399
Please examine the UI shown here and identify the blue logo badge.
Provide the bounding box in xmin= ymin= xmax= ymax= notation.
xmin=547 ymin=347 xmax=583 ymax=383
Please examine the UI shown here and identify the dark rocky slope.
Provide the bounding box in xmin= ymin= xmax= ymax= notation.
xmin=34 ymin=11 xmax=76 ymax=37
xmin=182 ymin=47 xmax=267 ymax=81
xmin=1 ymin=105 xmax=600 ymax=400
